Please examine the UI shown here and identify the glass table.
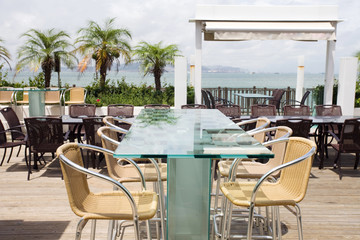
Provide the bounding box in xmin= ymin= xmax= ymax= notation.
xmin=234 ymin=93 xmax=273 ymax=114
xmin=114 ymin=109 xmax=274 ymax=240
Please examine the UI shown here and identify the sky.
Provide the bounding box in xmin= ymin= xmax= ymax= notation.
xmin=0 ymin=0 xmax=359 ymax=74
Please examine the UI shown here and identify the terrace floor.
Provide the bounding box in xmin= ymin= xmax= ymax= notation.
xmin=0 ymin=148 xmax=359 ymax=240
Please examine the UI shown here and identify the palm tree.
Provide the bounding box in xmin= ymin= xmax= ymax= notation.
xmin=133 ymin=41 xmax=181 ymax=91
xmin=0 ymin=38 xmax=11 ymax=69
xmin=16 ymin=29 xmax=76 ymax=87
xmin=75 ymin=18 xmax=132 ymax=89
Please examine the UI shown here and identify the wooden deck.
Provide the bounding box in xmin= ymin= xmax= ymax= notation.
xmin=0 ymin=148 xmax=359 ymax=240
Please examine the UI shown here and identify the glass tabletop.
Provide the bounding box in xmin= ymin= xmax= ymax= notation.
xmin=114 ymin=109 xmax=274 ymax=159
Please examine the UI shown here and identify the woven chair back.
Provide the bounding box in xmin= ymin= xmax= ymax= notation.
xmin=107 ymin=104 xmax=134 ymax=117
xmin=0 ymin=89 xmax=13 ymax=103
xmin=266 ymin=126 xmax=293 ymax=170
xmin=83 ymin=117 xmax=105 ymax=146
xmin=315 ymin=105 xmax=342 ymax=116
xmin=252 ymin=117 xmax=271 ymax=143
xmin=339 ymin=118 xmax=360 ymax=152
xmin=181 ymin=104 xmax=207 ymax=109
xmin=0 ymin=107 xmax=23 ymax=141
xmin=69 ymin=87 xmax=85 ymax=102
xmin=276 ymin=118 xmax=312 ymax=138
xmin=216 ymin=104 xmax=241 ymax=118
xmin=279 ymin=137 xmax=316 ymax=202
xmin=144 ymin=104 xmax=170 ymax=109
xmin=201 ymin=90 xmax=212 ymax=108
xmin=69 ymin=104 xmax=96 ymax=118
xmin=251 ymin=104 xmax=276 ymax=117
xmin=269 ymin=89 xmax=285 ymax=109
xmin=283 ymin=105 xmax=310 ymax=116
xmin=45 ymin=90 xmax=60 ymax=103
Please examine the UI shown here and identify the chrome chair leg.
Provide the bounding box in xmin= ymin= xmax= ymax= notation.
xmin=295 ymin=204 xmax=303 ymax=240
xmin=90 ymin=219 xmax=96 ymax=240
xmin=107 ymin=220 xmax=115 ymax=240
xmin=146 ymin=220 xmax=152 ymax=240
xmin=75 ymin=218 xmax=88 ymax=240
xmin=277 ymin=206 xmax=282 ymax=240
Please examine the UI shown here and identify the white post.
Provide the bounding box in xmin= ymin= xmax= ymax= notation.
xmin=337 ymin=57 xmax=358 ymax=115
xmin=189 ymin=55 xmax=195 ymax=87
xmin=324 ymin=40 xmax=336 ymax=104
xmin=174 ymin=56 xmax=187 ymax=109
xmin=296 ymin=55 xmax=305 ymax=102
xmin=194 ymin=21 xmax=202 ymax=104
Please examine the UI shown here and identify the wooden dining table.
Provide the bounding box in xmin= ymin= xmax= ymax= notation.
xmin=113 ymin=109 xmax=274 ymax=240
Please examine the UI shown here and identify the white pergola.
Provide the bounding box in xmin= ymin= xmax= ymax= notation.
xmin=190 ymin=5 xmax=342 ymax=104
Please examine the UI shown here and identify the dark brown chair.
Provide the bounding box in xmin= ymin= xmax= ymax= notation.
xmin=202 ymin=90 xmax=212 ymax=109
xmin=68 ymin=104 xmax=96 ymax=117
xmin=205 ymin=90 xmax=231 ymax=109
xmin=276 ymin=118 xmax=313 ymax=138
xmin=107 ymin=104 xmax=134 ymax=117
xmin=181 ymin=104 xmax=207 ymax=109
xmin=315 ymin=105 xmax=342 ymax=116
xmin=330 ymin=118 xmax=360 ymax=179
xmin=268 ymin=89 xmax=285 ymax=111
xmin=0 ymin=119 xmax=27 ymax=166
xmin=283 ymin=90 xmax=311 ymax=106
xmin=216 ymin=104 xmax=241 ymax=119
xmin=82 ymin=117 xmax=105 ymax=169
xmin=24 ymin=117 xmax=64 ymax=180
xmin=283 ymin=105 xmax=311 ymax=116
xmin=251 ymin=104 xmax=276 ymax=118
xmin=144 ymin=104 xmax=170 ymax=109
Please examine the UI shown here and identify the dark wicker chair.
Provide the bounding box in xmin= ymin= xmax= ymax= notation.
xmin=282 ymin=90 xmax=311 ymax=106
xmin=0 ymin=107 xmax=27 ymax=157
xmin=68 ymin=104 xmax=96 ymax=142
xmin=216 ymin=104 xmax=241 ymax=119
xmin=181 ymin=104 xmax=207 ymax=109
xmin=24 ymin=117 xmax=64 ymax=180
xmin=144 ymin=104 xmax=171 ymax=109
xmin=202 ymin=90 xmax=212 ymax=108
xmin=276 ymin=118 xmax=313 ymax=138
xmin=283 ymin=105 xmax=311 ymax=116
xmin=0 ymin=119 xmax=27 ymax=166
xmin=330 ymin=118 xmax=360 ymax=179
xmin=268 ymin=89 xmax=285 ymax=111
xmin=107 ymin=104 xmax=134 ymax=117
xmin=205 ymin=90 xmax=232 ymax=109
xmin=82 ymin=117 xmax=105 ymax=169
xmin=251 ymin=104 xmax=276 ymax=118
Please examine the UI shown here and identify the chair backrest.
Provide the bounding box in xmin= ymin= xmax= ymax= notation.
xmin=339 ymin=118 xmax=360 ymax=152
xmin=69 ymin=87 xmax=86 ymax=103
xmin=201 ymin=90 xmax=212 ymax=109
xmin=181 ymin=104 xmax=207 ymax=109
xmin=144 ymin=104 xmax=170 ymax=109
xmin=276 ymin=118 xmax=312 ymax=138
xmin=83 ymin=117 xmax=105 ymax=146
xmin=69 ymin=104 xmax=96 ymax=117
xmin=252 ymin=117 xmax=271 ymax=143
xmin=315 ymin=105 xmax=342 ymax=116
xmin=206 ymin=90 xmax=216 ymax=109
xmin=278 ymin=137 xmax=316 ymax=202
xmin=25 ymin=117 xmax=64 ymax=153
xmin=45 ymin=89 xmax=60 ymax=103
xmin=269 ymin=89 xmax=285 ymax=109
xmin=97 ymin=126 xmax=122 ymax=180
xmin=283 ymin=105 xmax=310 ymax=116
xmin=107 ymin=104 xmax=134 ymax=117
xmin=300 ymin=90 xmax=311 ymax=105
xmin=251 ymin=104 xmax=276 ymax=117
xmin=0 ymin=119 xmax=7 ymax=144
xmin=216 ymin=104 xmax=241 ymax=118
xmin=0 ymin=107 xmax=23 ymax=141
xmin=56 ymin=143 xmax=92 ymax=214
xmin=0 ymin=88 xmax=13 ymax=103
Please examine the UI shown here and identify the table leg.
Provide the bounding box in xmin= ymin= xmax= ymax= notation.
xmin=167 ymin=158 xmax=211 ymax=240
xmin=318 ymin=125 xmax=325 ymax=169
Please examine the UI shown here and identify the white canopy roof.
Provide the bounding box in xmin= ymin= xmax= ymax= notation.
xmin=190 ymin=5 xmax=342 ymax=104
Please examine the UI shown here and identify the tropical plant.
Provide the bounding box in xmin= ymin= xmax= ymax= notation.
xmin=0 ymin=38 xmax=11 ymax=69
xmin=133 ymin=41 xmax=181 ymax=91
xmin=16 ymin=29 xmax=77 ymax=87
xmin=75 ymin=18 xmax=132 ymax=89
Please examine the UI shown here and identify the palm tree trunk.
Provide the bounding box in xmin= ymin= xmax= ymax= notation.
xmin=100 ymin=64 xmax=107 ymax=89
xmin=43 ymin=66 xmax=52 ymax=88
xmin=154 ymin=68 xmax=161 ymax=91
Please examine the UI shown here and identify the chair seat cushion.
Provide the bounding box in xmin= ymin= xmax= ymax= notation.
xmin=220 ymin=181 xmax=297 ymax=207
xmin=78 ymin=191 xmax=158 ymax=221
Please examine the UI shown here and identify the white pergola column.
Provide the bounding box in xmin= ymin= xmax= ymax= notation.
xmin=324 ymin=40 xmax=336 ymax=104
xmin=337 ymin=57 xmax=358 ymax=115
xmin=174 ymin=56 xmax=188 ymax=109
xmin=194 ymin=21 xmax=202 ymax=104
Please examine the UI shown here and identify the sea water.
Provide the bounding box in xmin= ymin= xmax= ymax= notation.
xmin=10 ymin=70 xmax=326 ymax=89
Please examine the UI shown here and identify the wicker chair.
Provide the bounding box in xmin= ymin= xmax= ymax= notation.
xmin=82 ymin=117 xmax=105 ymax=169
xmin=181 ymin=104 xmax=207 ymax=109
xmin=276 ymin=118 xmax=312 ymax=138
xmin=45 ymin=88 xmax=61 ymax=105
xmin=202 ymin=90 xmax=212 ymax=108
xmin=251 ymin=104 xmax=276 ymax=118
xmin=56 ymin=142 xmax=160 ymax=240
xmin=315 ymin=104 xmax=342 ymax=116
xmin=0 ymin=107 xmax=27 ymax=157
xmin=24 ymin=117 xmax=64 ymax=180
xmin=107 ymin=104 xmax=134 ymax=117
xmin=144 ymin=104 xmax=170 ymax=109
xmin=0 ymin=88 xmax=14 ymax=105
xmin=62 ymin=87 xmax=87 ymax=105
xmin=217 ymin=137 xmax=316 ymax=240
xmin=97 ymin=126 xmax=167 ymax=239
xmin=330 ymin=118 xmax=360 ymax=179
xmin=103 ymin=116 xmax=132 ymax=136
xmin=236 ymin=117 xmax=271 ymax=143
xmin=268 ymin=89 xmax=285 ymax=112
xmin=0 ymin=119 xmax=27 ymax=166
xmin=283 ymin=105 xmax=311 ymax=116
xmin=216 ymin=104 xmax=241 ymax=119
xmin=282 ymin=90 xmax=311 ymax=106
